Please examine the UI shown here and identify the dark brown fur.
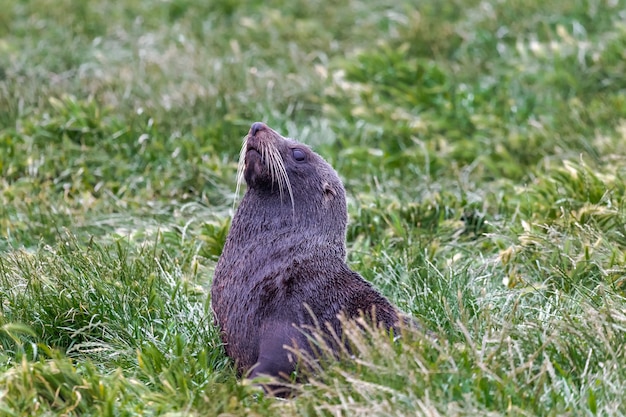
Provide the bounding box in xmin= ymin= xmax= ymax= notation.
xmin=211 ymin=122 xmax=401 ymax=389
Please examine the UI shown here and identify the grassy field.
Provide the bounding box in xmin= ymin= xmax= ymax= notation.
xmin=1 ymin=0 xmax=626 ymax=415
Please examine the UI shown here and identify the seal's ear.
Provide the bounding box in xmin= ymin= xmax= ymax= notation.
xmin=323 ymin=182 xmax=337 ymax=203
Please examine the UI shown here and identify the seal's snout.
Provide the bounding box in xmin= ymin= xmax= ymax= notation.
xmin=249 ymin=122 xmax=267 ymax=137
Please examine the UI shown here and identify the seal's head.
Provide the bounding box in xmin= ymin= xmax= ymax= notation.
xmin=234 ymin=122 xmax=347 ymax=253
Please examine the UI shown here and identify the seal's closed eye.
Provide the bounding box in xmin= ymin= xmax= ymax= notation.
xmin=292 ymin=148 xmax=306 ymax=161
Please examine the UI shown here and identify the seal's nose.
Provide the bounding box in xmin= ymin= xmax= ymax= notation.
xmin=249 ymin=122 xmax=266 ymax=136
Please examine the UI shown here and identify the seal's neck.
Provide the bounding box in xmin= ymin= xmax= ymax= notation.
xmin=226 ymin=189 xmax=347 ymax=259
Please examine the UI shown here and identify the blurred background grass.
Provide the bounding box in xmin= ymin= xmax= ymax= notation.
xmin=1 ymin=0 xmax=626 ymax=415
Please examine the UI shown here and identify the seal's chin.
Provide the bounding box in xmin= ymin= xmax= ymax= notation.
xmin=245 ymin=148 xmax=263 ymax=170
xmin=244 ymin=148 xmax=266 ymax=186
xmin=245 ymin=147 xmax=261 ymax=160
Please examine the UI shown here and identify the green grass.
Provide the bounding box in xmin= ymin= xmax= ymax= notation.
xmin=1 ymin=0 xmax=626 ymax=415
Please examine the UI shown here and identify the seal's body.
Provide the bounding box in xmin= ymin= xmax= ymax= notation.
xmin=211 ymin=122 xmax=400 ymax=384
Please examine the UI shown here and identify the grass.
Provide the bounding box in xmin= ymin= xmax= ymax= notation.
xmin=1 ymin=0 xmax=626 ymax=415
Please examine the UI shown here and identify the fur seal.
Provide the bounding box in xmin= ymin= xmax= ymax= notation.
xmin=211 ymin=122 xmax=403 ymax=391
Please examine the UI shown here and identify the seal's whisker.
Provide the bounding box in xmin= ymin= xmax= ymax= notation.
xmin=266 ymin=144 xmax=283 ymax=200
xmin=265 ymin=143 xmax=278 ymax=195
xmin=267 ymin=144 xmax=294 ymax=214
xmin=234 ymin=135 xmax=248 ymax=209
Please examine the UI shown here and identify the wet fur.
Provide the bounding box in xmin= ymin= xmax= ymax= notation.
xmin=211 ymin=123 xmax=400 ymax=389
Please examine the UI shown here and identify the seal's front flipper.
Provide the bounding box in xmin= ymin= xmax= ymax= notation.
xmin=249 ymin=322 xmax=305 ymax=397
